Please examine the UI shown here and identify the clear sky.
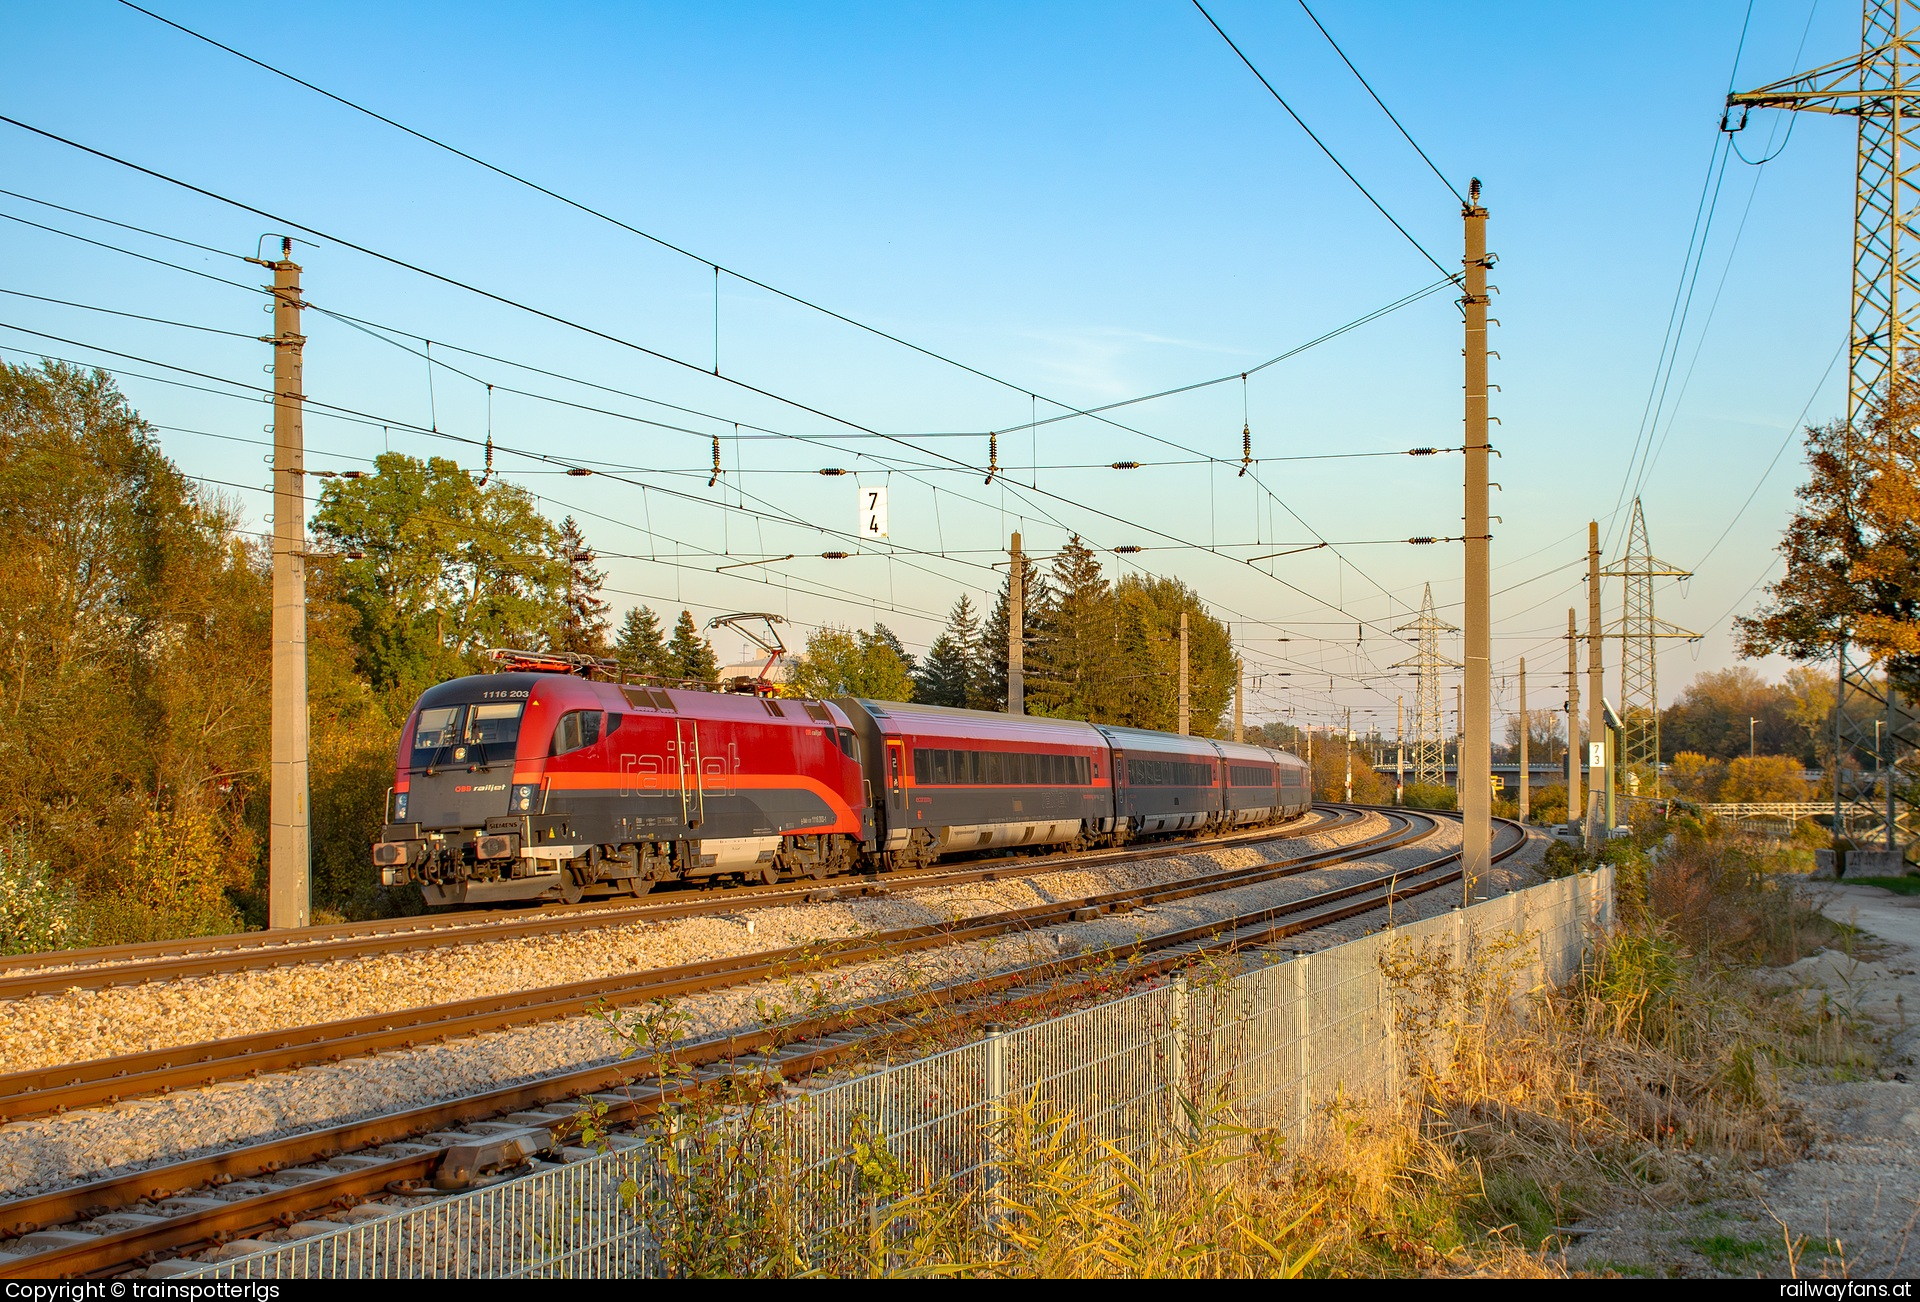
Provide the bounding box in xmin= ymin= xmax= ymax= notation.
xmin=0 ymin=0 xmax=1860 ymax=733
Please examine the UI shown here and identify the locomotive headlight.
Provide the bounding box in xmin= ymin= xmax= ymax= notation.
xmin=391 ymin=791 xmax=409 ymax=822
xmin=511 ymin=784 xmax=537 ymax=813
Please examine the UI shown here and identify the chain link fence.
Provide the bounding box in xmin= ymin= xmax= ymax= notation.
xmin=185 ymin=866 xmax=1613 ymax=1279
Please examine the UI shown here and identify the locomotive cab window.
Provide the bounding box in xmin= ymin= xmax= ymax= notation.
xmin=411 ymin=706 xmax=461 ymax=767
xmin=464 ymin=702 xmax=524 ymax=748
xmin=550 ymin=710 xmax=603 ymax=757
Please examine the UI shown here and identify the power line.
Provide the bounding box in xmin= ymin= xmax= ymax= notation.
xmin=0 ymin=287 xmax=258 ymax=338
xmin=1189 ymin=0 xmax=1452 ymax=279
xmin=1292 ymin=0 xmax=1463 ymax=204
xmin=0 ymin=208 xmax=257 ymax=293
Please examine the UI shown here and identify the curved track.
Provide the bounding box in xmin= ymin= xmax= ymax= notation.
xmin=0 ymin=808 xmax=1355 ymax=999
xmin=0 ymin=811 xmax=1529 ymax=1279
xmin=0 ymin=807 xmax=1398 ymax=1121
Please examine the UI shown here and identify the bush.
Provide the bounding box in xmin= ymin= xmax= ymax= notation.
xmin=0 ymin=832 xmax=87 ymax=955
xmin=1402 ymin=783 xmax=1457 ymax=811
xmin=84 ymin=801 xmax=244 ymax=944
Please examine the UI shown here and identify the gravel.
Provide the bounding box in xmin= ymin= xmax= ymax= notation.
xmin=0 ymin=811 xmax=1532 ymax=1201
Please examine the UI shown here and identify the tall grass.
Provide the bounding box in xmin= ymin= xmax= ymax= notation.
xmin=579 ymin=831 xmax=1868 ymax=1277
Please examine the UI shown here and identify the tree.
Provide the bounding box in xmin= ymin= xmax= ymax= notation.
xmin=0 ymin=360 xmax=269 ymax=931
xmin=1659 ymin=667 xmax=1800 ymax=761
xmin=867 ymin=624 xmax=916 ymax=678
xmin=1667 ymin=752 xmax=1726 ymax=802
xmin=982 ymin=549 xmax=1048 ymax=711
xmin=1102 ymin=575 xmax=1235 ymax=734
xmin=1738 ymin=384 xmax=1920 ymax=691
xmin=312 ymin=452 xmax=568 ymax=697
xmin=553 ymin=516 xmax=610 ymax=656
xmin=1720 ymin=755 xmax=1810 ymax=802
xmin=1502 ymin=709 xmax=1565 ymax=766
xmin=615 ymin=605 xmax=672 ymax=677
xmin=787 ymin=624 xmax=916 ymax=700
xmin=666 ymin=610 xmax=720 ymax=684
xmin=1027 ymin=536 xmax=1113 ymax=721
xmin=913 ymin=596 xmax=984 ymax=707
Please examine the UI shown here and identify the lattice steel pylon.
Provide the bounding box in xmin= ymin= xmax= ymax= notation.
xmin=1600 ymin=499 xmax=1698 ymax=792
xmin=1392 ymin=583 xmax=1460 ymax=788
xmin=1727 ymin=0 xmax=1919 ymax=848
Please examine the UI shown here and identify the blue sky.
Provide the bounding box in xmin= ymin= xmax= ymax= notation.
xmin=0 ymin=0 xmax=1859 ymax=732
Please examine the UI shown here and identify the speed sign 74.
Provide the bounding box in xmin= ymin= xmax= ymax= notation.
xmin=862 ymin=485 xmax=889 ymax=539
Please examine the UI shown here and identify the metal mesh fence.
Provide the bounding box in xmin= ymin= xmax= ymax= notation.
xmin=189 ymin=866 xmax=1612 ymax=1279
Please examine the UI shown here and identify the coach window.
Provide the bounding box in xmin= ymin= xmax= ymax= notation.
xmin=550 ymin=710 xmax=603 ymax=757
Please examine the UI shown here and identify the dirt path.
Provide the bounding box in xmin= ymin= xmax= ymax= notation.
xmin=1568 ymin=881 xmax=1920 ymax=1278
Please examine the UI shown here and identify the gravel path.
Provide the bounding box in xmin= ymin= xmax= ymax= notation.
xmin=0 ymin=813 xmax=1510 ymax=1199
xmin=1564 ymin=880 xmax=1920 ymax=1278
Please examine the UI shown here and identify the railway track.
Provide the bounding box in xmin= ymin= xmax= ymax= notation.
xmin=0 ymin=806 xmax=1408 ymax=1122
xmin=0 ymin=812 xmax=1529 ymax=1280
xmin=0 ymin=808 xmax=1358 ymax=1000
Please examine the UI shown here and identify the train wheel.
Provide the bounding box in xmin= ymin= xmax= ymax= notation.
xmin=559 ymin=865 xmax=588 ymax=905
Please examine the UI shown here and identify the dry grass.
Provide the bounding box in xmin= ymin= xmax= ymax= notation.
xmin=581 ymin=830 xmax=1871 ymax=1278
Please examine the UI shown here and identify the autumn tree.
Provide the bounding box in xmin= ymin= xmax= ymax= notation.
xmin=1659 ymin=666 xmax=1801 ymax=761
xmin=1738 ymin=384 xmax=1920 ymax=691
xmin=0 ymin=360 xmax=269 ymax=935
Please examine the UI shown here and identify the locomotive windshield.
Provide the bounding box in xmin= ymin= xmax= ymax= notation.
xmin=409 ymin=701 xmax=525 ymax=769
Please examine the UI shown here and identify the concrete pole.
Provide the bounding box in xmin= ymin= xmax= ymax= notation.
xmin=1586 ymin=520 xmax=1605 ymax=842
xmin=1343 ymin=707 xmax=1353 ymax=802
xmin=1454 ymin=684 xmax=1463 ymax=793
xmin=1518 ymin=657 xmax=1530 ymax=821
xmin=1395 ymin=695 xmax=1405 ymax=805
xmin=266 ymin=241 xmax=309 ymax=929
xmin=1460 ymin=182 xmax=1493 ymax=898
xmin=1178 ymin=611 xmax=1190 ymax=735
xmin=1008 ymin=531 xmax=1024 ymax=715
xmin=1566 ymin=609 xmax=1582 ymax=832
xmin=1233 ymin=650 xmax=1244 ymax=743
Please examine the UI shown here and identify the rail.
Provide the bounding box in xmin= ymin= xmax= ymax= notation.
xmin=0 ymin=812 xmax=1523 ymax=1277
xmin=182 ymin=849 xmax=1603 ymax=1280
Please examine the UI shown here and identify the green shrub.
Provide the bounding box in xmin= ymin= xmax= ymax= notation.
xmin=1402 ymin=783 xmax=1457 ymax=811
xmin=0 ymin=832 xmax=88 ymax=955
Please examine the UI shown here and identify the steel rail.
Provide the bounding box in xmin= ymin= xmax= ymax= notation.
xmin=0 ymin=815 xmax=1529 ymax=1278
xmin=0 ymin=808 xmax=1416 ymax=1121
xmin=0 ymin=808 xmax=1354 ymax=999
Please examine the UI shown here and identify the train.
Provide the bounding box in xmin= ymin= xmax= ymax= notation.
xmin=372 ymin=649 xmax=1315 ymax=907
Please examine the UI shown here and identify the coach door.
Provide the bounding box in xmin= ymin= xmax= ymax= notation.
xmin=674 ymin=720 xmax=706 ymax=829
xmin=885 ymin=739 xmax=907 ymax=822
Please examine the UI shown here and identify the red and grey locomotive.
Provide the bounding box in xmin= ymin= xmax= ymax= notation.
xmin=373 ymin=650 xmax=1313 ymax=906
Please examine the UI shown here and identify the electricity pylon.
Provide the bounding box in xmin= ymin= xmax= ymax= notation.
xmin=1600 ymin=498 xmax=1698 ymax=792
xmin=1726 ymin=0 xmax=1917 ymax=849
xmin=1392 ymin=583 xmax=1460 ymax=788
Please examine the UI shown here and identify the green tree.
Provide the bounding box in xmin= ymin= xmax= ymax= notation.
xmin=554 ymin=516 xmax=611 ymax=656
xmin=312 ymin=452 xmax=568 ymax=697
xmin=1103 ymin=575 xmax=1235 ymax=734
xmin=982 ymin=550 xmax=1048 ymax=711
xmin=1027 ymin=536 xmax=1113 ymax=721
xmin=667 ymin=610 xmax=721 ymax=683
xmin=913 ymin=596 xmax=985 ymax=708
xmin=787 ymin=624 xmax=916 ymax=701
xmin=615 ymin=605 xmax=672 ymax=677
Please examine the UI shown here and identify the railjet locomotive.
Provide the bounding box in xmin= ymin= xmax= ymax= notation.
xmin=373 ymin=649 xmax=1313 ymax=907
